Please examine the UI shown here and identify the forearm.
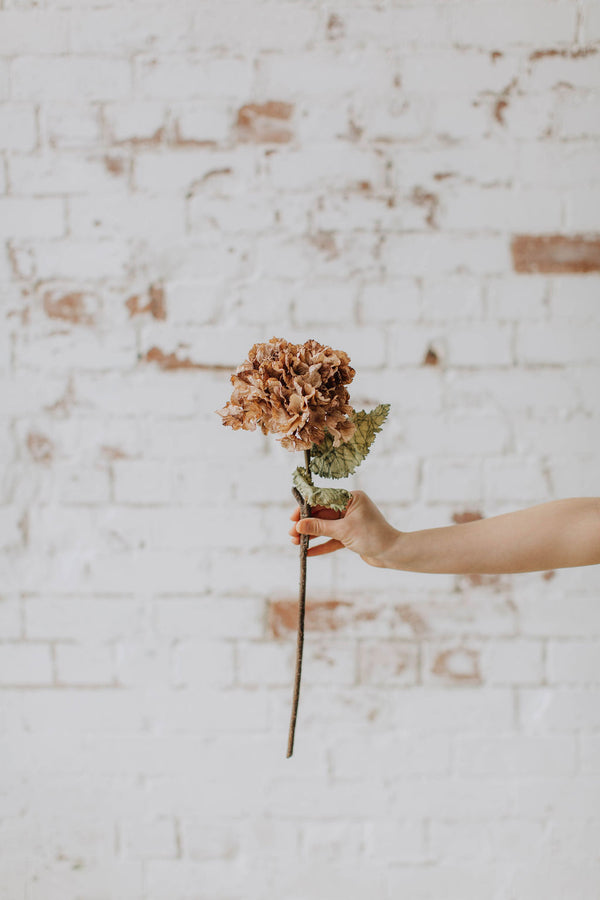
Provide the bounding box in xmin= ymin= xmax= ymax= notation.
xmin=384 ymin=498 xmax=600 ymax=574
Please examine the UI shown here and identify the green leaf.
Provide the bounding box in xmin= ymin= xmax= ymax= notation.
xmin=310 ymin=403 xmax=390 ymax=480
xmin=292 ymin=467 xmax=351 ymax=512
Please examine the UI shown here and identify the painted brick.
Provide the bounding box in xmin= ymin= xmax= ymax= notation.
xmin=400 ymin=49 xmax=516 ymax=94
xmin=0 ymin=104 xmax=37 ymax=151
xmin=547 ymin=640 xmax=600 ymax=684
xmin=0 ymin=197 xmax=65 ymax=239
xmin=423 ymin=458 xmax=483 ymax=505
xmin=455 ymin=735 xmax=575 ymax=776
xmin=12 ymin=57 xmax=131 ymax=101
xmin=55 ymin=643 xmax=115 ymax=686
xmin=517 ymin=322 xmax=600 ymax=365
xmin=171 ymin=639 xmax=236 ymax=688
xmin=449 ymin=2 xmax=576 ymax=45
xmin=0 ymin=643 xmax=53 ymax=685
xmin=134 ymin=57 xmax=252 ymax=100
xmin=0 ymin=11 xmax=70 ymax=54
xmin=519 ymin=687 xmax=600 ymax=730
xmin=2 ymin=2 xmax=600 ymax=895
xmin=25 ymin=597 xmax=143 ymax=642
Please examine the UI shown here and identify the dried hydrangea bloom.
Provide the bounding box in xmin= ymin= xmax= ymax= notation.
xmin=216 ymin=336 xmax=357 ymax=451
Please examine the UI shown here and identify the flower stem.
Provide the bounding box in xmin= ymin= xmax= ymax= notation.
xmin=287 ymin=448 xmax=312 ymax=758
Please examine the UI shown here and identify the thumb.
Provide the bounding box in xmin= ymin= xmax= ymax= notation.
xmin=296 ymin=516 xmax=340 ymax=538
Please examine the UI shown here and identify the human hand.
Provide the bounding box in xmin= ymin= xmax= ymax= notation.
xmin=288 ymin=489 xmax=401 ymax=569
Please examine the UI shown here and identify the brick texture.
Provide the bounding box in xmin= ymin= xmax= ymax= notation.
xmin=1 ymin=1 xmax=600 ymax=898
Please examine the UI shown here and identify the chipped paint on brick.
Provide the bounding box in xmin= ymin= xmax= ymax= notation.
xmin=393 ymin=604 xmax=428 ymax=636
xmin=347 ymin=118 xmax=363 ymax=142
xmin=326 ymin=13 xmax=345 ymax=41
xmin=143 ymin=346 xmax=230 ymax=372
xmin=267 ymin=599 xmax=353 ymax=638
xmin=172 ymin=121 xmax=218 ymax=149
xmin=112 ymin=126 xmax=166 ymax=148
xmin=431 ymin=647 xmax=481 ymax=684
xmin=104 ymin=155 xmax=126 ymax=176
xmin=308 ymin=230 xmax=338 ymax=257
xmin=42 ymin=291 xmax=95 ymax=326
xmin=26 ymin=432 xmax=54 ymax=464
xmin=410 ymin=186 xmax=439 ymax=228
xmin=511 ymin=234 xmax=600 ymax=273
xmin=493 ymin=78 xmax=519 ymax=126
xmin=529 ymin=46 xmax=597 ymax=61
xmin=236 ymin=101 xmax=295 ymax=144
xmin=126 ymin=283 xmax=166 ymax=320
xmin=423 ymin=347 xmax=440 ymax=366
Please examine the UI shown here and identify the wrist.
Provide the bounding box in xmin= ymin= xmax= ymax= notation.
xmin=377 ymin=527 xmax=410 ymax=570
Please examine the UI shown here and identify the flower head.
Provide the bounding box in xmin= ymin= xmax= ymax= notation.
xmin=216 ymin=336 xmax=357 ymax=451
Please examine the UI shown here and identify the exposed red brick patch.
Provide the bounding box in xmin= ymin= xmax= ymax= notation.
xmin=308 ymin=230 xmax=338 ymax=257
xmin=267 ymin=599 xmax=353 ymax=639
xmin=125 ymin=283 xmax=166 ymax=320
xmin=143 ymin=346 xmax=230 ymax=372
xmin=511 ymin=234 xmax=600 ymax=274
xmin=236 ymin=101 xmax=294 ymax=144
xmin=410 ymin=186 xmax=439 ymax=228
xmin=357 ymin=180 xmax=372 ymax=193
xmin=432 ymin=647 xmax=481 ymax=684
xmin=27 ymin=432 xmax=54 ymax=464
xmin=423 ymin=347 xmax=439 ymax=366
xmin=529 ymin=46 xmax=597 ymax=61
xmin=433 ymin=172 xmax=456 ymax=182
xmin=542 ymin=570 xmax=556 ymax=581
xmin=43 ymin=291 xmax=95 ymax=326
xmin=326 ymin=12 xmax=345 ymax=40
xmin=490 ymin=51 xmax=504 ymax=62
xmin=452 ymin=510 xmax=483 ymax=524
xmin=104 ymin=155 xmax=125 ymax=176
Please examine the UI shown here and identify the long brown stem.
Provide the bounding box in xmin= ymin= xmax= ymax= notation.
xmin=287 ymin=448 xmax=312 ymax=758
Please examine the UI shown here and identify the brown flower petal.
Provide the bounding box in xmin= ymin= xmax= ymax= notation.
xmin=216 ymin=336 xmax=356 ymax=451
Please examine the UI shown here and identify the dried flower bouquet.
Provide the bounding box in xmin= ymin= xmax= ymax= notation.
xmin=217 ymin=337 xmax=389 ymax=756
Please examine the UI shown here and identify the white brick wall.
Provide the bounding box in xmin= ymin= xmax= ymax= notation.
xmin=1 ymin=0 xmax=600 ymax=897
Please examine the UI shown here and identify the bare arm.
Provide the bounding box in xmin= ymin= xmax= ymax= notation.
xmin=290 ymin=492 xmax=600 ymax=574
